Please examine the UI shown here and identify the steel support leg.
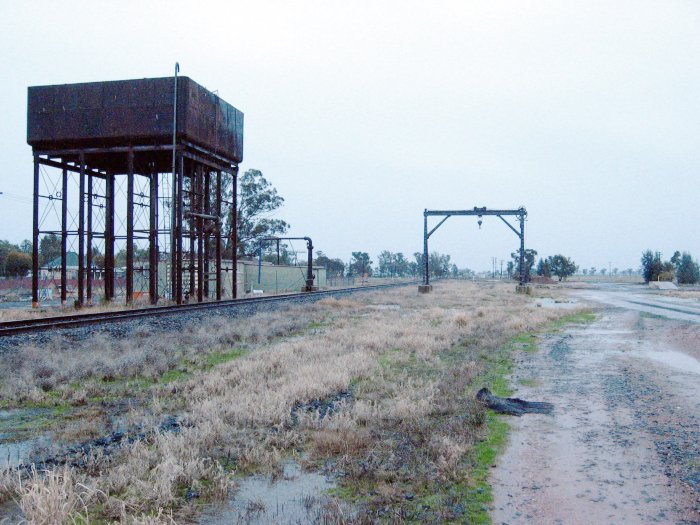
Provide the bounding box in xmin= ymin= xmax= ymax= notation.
xmin=176 ymin=156 xmax=184 ymax=304
xmin=232 ymin=166 xmax=238 ymax=299
xmin=126 ymin=150 xmax=134 ymax=304
xmin=197 ymin=169 xmax=204 ymax=302
xmin=203 ymin=170 xmax=210 ymax=300
xmin=423 ymin=211 xmax=429 ymax=286
xmin=189 ymin=165 xmax=196 ymax=300
xmin=171 ymin=160 xmax=178 ymax=302
xmin=77 ymin=153 xmax=85 ymax=306
xmin=519 ymin=214 xmax=526 ymax=285
xmin=105 ymin=171 xmax=115 ymax=301
xmin=149 ymin=170 xmax=159 ymax=304
xmin=86 ymin=174 xmax=93 ymax=305
xmin=215 ymin=170 xmax=222 ymax=300
xmin=32 ymin=156 xmax=40 ymax=308
xmin=61 ymin=167 xmax=68 ymax=306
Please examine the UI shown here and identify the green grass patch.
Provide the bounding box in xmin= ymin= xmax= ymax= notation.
xmin=512 ymin=333 xmax=537 ymax=344
xmin=0 ymin=405 xmax=73 ymax=436
xmin=549 ymin=310 xmax=595 ymax=329
xmin=159 ymin=368 xmax=190 ymax=384
xmin=204 ymin=348 xmax=247 ymax=368
xmin=511 ymin=332 xmax=538 ymax=353
xmin=378 ymin=347 xmax=402 ymax=368
xmin=477 ymin=346 xmax=514 ymax=398
xmin=518 ymin=378 xmax=539 ymax=387
xmin=463 ymin=412 xmax=509 ymax=524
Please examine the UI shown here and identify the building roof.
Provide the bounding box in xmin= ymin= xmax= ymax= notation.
xmin=45 ymin=251 xmax=81 ymax=268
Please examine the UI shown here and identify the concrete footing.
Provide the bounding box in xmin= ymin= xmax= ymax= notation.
xmin=515 ymin=284 xmax=532 ymax=295
xmin=418 ymin=284 xmax=433 ymax=293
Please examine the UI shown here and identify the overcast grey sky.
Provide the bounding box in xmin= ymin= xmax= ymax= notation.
xmin=1 ymin=1 xmax=699 ymax=271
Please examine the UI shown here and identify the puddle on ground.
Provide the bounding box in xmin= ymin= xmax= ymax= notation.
xmin=369 ymin=304 xmax=401 ymax=310
xmin=631 ymin=350 xmax=700 ymax=375
xmin=0 ymin=408 xmax=54 ymax=470
xmin=0 ymin=435 xmax=41 ymax=470
xmin=200 ymin=461 xmax=343 ymax=525
xmin=536 ymin=298 xmax=579 ymax=309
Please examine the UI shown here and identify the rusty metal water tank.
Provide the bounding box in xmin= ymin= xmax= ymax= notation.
xmin=27 ymin=76 xmax=243 ymax=163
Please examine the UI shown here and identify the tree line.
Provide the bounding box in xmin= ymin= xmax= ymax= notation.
xmin=507 ymin=249 xmax=579 ymax=282
xmin=640 ymin=250 xmax=699 ymax=284
xmin=0 ymin=240 xmax=32 ymax=278
xmin=312 ymin=250 xmax=461 ymax=279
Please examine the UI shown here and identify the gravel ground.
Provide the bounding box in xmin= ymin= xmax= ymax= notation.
xmin=492 ymin=285 xmax=700 ymax=524
xmin=0 ymin=285 xmax=414 ymax=353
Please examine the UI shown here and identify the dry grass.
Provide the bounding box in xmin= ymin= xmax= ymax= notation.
xmin=13 ymin=466 xmax=98 ymax=524
xmin=0 ymin=281 xmax=581 ymax=522
xmin=0 ymin=297 xmax=157 ymax=323
xmin=661 ymin=289 xmax=700 ymax=301
xmin=0 ymin=304 xmax=326 ymax=405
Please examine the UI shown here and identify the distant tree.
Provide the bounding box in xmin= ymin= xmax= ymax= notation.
xmin=411 ymin=251 xmax=454 ymax=278
xmin=413 ymin=252 xmax=425 ymax=278
xmin=261 ymin=242 xmax=293 ymax=265
xmin=314 ymin=251 xmax=345 ymax=277
xmin=377 ymin=250 xmax=395 ymax=277
xmin=115 ymin=247 xmax=149 ymax=267
xmin=450 ymin=264 xmax=459 ymax=278
xmin=313 ymin=251 xmax=331 ymax=270
xmin=536 ymin=258 xmax=551 ymax=278
xmin=429 ymin=252 xmax=451 ymax=277
xmin=612 ymin=268 xmax=619 ymax=276
xmin=348 ymin=252 xmax=372 ymax=277
xmin=670 ymin=251 xmax=682 ymax=268
xmin=640 ymin=250 xmax=663 ymax=282
xmin=676 ymin=252 xmax=700 ymax=284
xmin=375 ymin=251 xmax=411 ymax=277
xmin=511 ymin=249 xmax=537 ymax=282
xmin=5 ymin=251 xmax=31 ymax=278
xmin=659 ymin=260 xmax=675 ymax=281
xmin=506 ymin=260 xmax=515 ymax=278
xmin=39 ymin=234 xmax=61 ymax=266
xmin=0 ymin=240 xmax=19 ymax=276
xmin=548 ymin=254 xmax=578 ymax=281
xmin=394 ymin=252 xmax=409 ymax=277
xmin=19 ymin=240 xmax=32 ymax=254
xmin=91 ymin=247 xmax=105 ymax=270
xmin=600 ymin=268 xmax=607 ymax=276
xmin=234 ymin=169 xmax=290 ymax=257
xmin=589 ymin=267 xmax=596 ymax=276
xmin=582 ymin=268 xmax=588 ymax=276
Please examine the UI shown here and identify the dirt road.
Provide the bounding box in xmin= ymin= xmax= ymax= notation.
xmin=492 ymin=284 xmax=700 ymax=524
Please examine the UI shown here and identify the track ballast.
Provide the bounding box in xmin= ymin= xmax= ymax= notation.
xmin=0 ymin=281 xmax=419 ymax=337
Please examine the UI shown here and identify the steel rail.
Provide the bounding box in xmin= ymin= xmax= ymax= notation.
xmin=0 ymin=281 xmax=420 ymax=337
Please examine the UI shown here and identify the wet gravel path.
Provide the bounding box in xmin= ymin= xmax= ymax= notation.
xmin=491 ymin=297 xmax=700 ymax=524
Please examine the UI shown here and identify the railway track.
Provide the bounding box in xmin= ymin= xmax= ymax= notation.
xmin=0 ymin=281 xmax=419 ymax=337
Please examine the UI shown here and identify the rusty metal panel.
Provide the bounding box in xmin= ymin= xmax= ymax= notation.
xmin=27 ymin=76 xmax=243 ymax=163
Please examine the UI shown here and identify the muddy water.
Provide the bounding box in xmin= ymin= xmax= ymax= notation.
xmin=0 ymin=408 xmax=53 ymax=469
xmin=630 ymin=349 xmax=700 ymax=375
xmin=491 ymin=289 xmax=700 ymax=524
xmin=199 ymin=461 xmax=345 ymax=525
xmin=534 ymin=297 xmax=580 ymax=310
